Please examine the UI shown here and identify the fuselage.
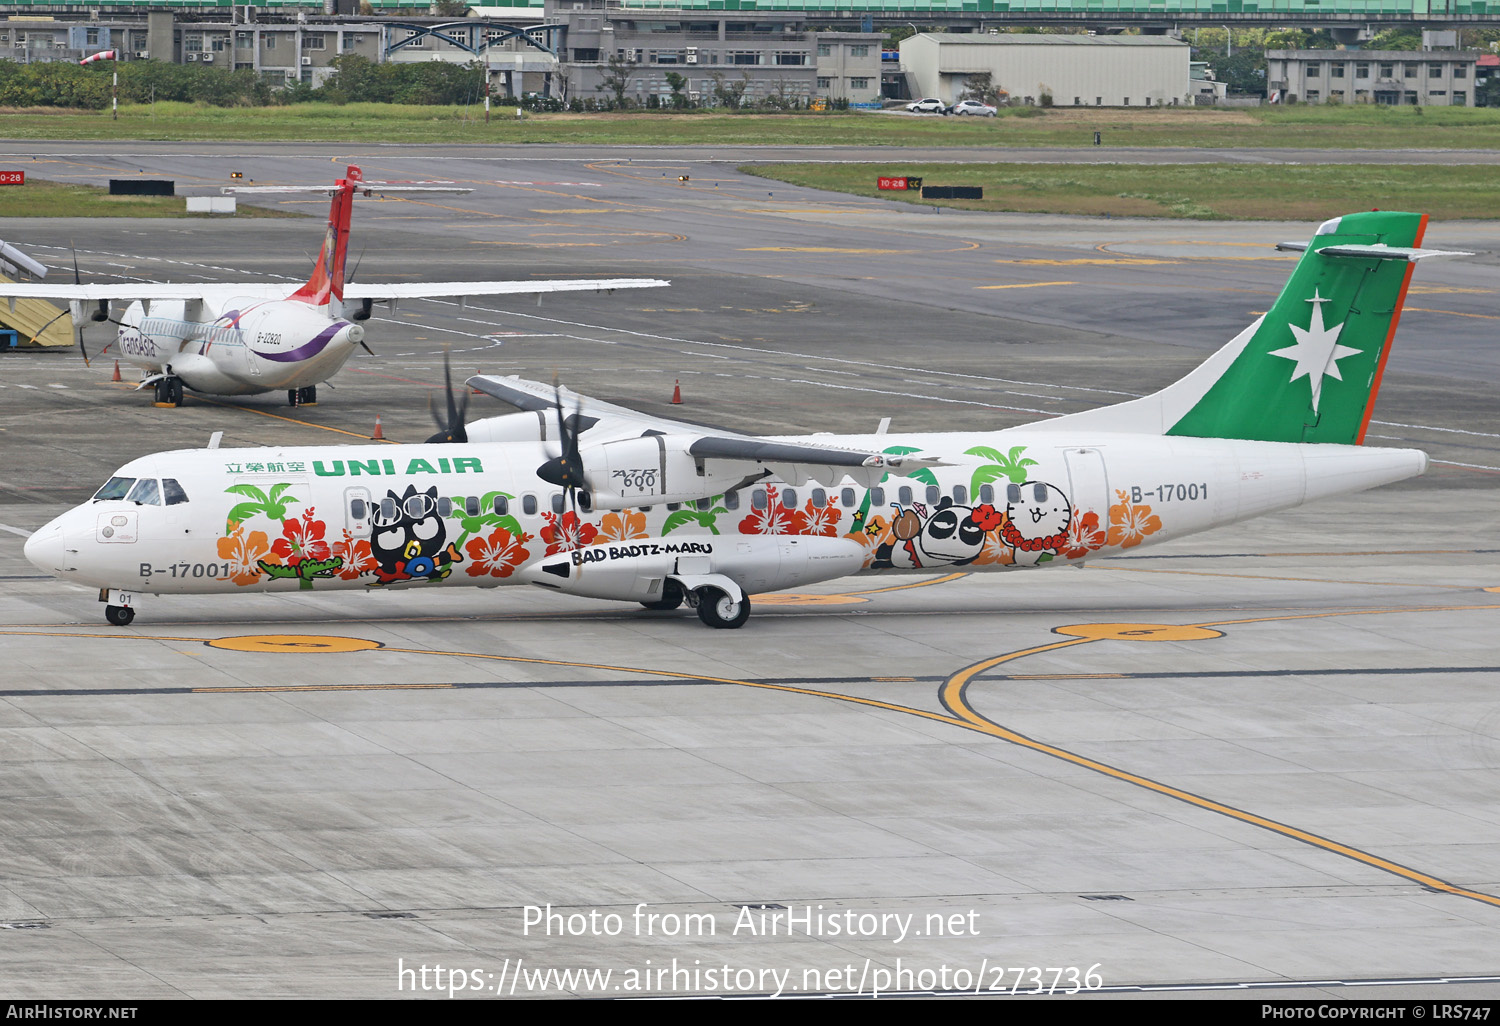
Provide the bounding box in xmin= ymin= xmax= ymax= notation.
xmin=25 ymin=430 xmax=1426 ymax=603
xmin=115 ymin=295 xmax=364 ymax=395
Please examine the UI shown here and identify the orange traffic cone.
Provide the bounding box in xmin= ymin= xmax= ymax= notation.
xmin=111 ymin=360 xmax=121 ymax=382
xmin=371 ymin=414 xmax=384 ymax=441
xmin=671 ymin=379 xmax=682 ymax=404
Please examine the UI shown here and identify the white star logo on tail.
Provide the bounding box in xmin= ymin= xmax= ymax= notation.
xmin=1268 ymin=289 xmax=1361 ymax=415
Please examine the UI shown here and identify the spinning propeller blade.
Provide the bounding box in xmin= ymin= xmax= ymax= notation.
xmin=425 ymin=348 xmax=469 ymax=444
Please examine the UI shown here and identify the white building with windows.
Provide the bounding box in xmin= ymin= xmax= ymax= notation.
xmin=1266 ymin=50 xmax=1478 ymax=106
xmin=899 ymin=32 xmax=1192 ymax=108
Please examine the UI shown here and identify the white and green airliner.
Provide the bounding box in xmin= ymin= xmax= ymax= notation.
xmin=25 ymin=211 xmax=1460 ymax=629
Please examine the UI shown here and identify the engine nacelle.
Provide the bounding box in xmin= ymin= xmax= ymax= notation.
xmin=585 ymin=434 xmax=749 ymax=510
xmin=465 ymin=411 xmax=552 ymax=445
xmin=518 ymin=534 xmax=866 ymax=603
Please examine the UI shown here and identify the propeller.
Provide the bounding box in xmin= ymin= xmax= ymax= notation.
xmin=425 ymin=348 xmax=469 ymax=444
xmin=536 ymin=376 xmax=591 ymax=518
xmin=70 ymin=246 xmax=89 ymax=366
xmin=343 ymin=244 xmax=377 ymax=352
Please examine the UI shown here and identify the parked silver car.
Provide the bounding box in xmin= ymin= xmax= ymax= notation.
xmin=947 ymin=99 xmax=998 ymax=117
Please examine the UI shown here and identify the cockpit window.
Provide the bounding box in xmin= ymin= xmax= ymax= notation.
xmin=126 ymin=478 xmax=161 ymax=506
xmin=93 ymin=476 xmax=136 ymax=501
xmin=162 ymin=478 xmax=189 ymax=505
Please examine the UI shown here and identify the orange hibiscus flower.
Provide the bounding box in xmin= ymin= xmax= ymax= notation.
xmin=217 ymin=523 xmax=271 ymax=586
xmin=1061 ymin=509 xmax=1107 ymax=559
xmin=597 ymin=509 xmax=648 ymax=542
xmin=1106 ymin=492 xmax=1163 ymax=549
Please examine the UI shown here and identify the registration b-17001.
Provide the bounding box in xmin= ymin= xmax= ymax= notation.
xmin=25 ymin=211 xmax=1460 ymax=628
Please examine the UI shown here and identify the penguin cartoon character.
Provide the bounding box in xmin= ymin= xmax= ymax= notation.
xmin=368 ymin=484 xmax=462 ymax=585
xmin=1001 ymin=480 xmax=1072 ymax=567
xmin=872 ymin=498 xmax=987 ymax=569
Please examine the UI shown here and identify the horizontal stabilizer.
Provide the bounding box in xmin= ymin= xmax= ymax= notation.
xmin=1275 ymin=241 xmax=1471 ymax=262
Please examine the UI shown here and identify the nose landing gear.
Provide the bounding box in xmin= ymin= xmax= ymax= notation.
xmin=104 ymin=604 xmax=135 ymax=627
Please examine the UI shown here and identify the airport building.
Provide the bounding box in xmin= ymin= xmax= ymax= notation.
xmin=899 ymin=32 xmax=1193 ymax=107
xmin=1265 ymin=48 xmax=1480 ymax=104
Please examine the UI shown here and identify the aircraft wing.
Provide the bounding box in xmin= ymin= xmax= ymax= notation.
xmin=342 ymin=278 xmax=669 ymax=302
xmin=469 ymin=373 xmax=944 ymax=495
xmin=0 ymin=277 xmax=667 ymax=306
xmin=0 ymin=283 xmax=297 ymax=303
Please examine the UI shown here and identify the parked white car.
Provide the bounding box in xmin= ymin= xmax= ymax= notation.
xmin=905 ymin=98 xmax=947 ymax=114
xmin=947 ymin=99 xmax=998 ymax=117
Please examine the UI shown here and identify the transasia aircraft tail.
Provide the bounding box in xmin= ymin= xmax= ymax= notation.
xmin=288 ymin=165 xmax=361 ymax=308
xmin=1032 ymin=211 xmax=1465 ymax=445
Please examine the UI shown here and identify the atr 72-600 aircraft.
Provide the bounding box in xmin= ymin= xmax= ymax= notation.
xmin=26 ymin=211 xmax=1458 ymax=628
xmin=1 ymin=165 xmax=665 ymax=407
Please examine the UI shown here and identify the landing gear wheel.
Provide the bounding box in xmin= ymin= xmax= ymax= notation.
xmin=153 ymin=377 xmax=182 ymax=407
xmin=294 ymin=385 xmax=317 ymax=407
xmin=105 ymin=604 xmax=135 ymax=627
xmin=287 ymin=388 xmax=300 ymax=407
xmin=696 ymin=587 xmax=750 ymax=629
xmin=640 ymin=578 xmax=685 ymax=611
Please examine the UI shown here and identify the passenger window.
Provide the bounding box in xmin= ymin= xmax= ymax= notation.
xmin=811 ymin=488 xmax=826 ymax=507
xmin=127 ymin=478 xmax=161 ymax=506
xmin=495 ymin=495 xmax=510 ymax=516
xmin=724 ymin=491 xmax=740 ymax=511
xmin=350 ymin=498 xmax=367 ymax=520
xmin=93 ymin=476 xmax=135 ymax=501
xmin=437 ymin=497 xmax=453 ymax=517
xmin=404 ymin=493 xmax=435 ymax=519
xmin=162 ymin=478 xmax=189 ymax=505
xmin=979 ymin=484 xmax=994 ymax=505
xmin=466 ymin=496 xmax=480 ymax=517
xmin=666 ymin=502 xmax=680 ymax=512
xmin=952 ymin=485 xmax=967 ymax=505
xmin=379 ymin=497 xmax=397 ymax=523
xmin=752 ymin=489 xmax=767 ymax=510
xmin=872 ymin=487 xmax=885 ymax=506
xmin=782 ymin=488 xmax=797 ymax=508
xmin=841 ymin=488 xmax=856 ymax=508
xmin=695 ymin=497 xmax=711 ymax=511
xmin=898 ymin=486 xmax=912 ymax=504
xmin=551 ymin=493 xmax=564 ymax=515
xmin=926 ymin=486 xmax=940 ymax=505
xmin=522 ymin=494 xmax=537 ymax=516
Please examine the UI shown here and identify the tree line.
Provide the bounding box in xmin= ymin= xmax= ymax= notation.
xmin=0 ymin=55 xmax=485 ymax=110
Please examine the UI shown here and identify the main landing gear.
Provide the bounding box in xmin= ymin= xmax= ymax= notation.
xmin=288 ymin=385 xmax=318 ymax=407
xmin=694 ymin=586 xmax=751 ymax=629
xmin=152 ymin=376 xmax=184 ymax=407
xmin=639 ymin=578 xmax=685 ymax=612
xmin=105 ymin=605 xmax=135 ymax=626
xmin=640 ymin=578 xmax=751 ymax=628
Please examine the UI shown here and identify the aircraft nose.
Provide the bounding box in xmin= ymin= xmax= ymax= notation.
xmin=23 ymin=517 xmax=68 ymax=574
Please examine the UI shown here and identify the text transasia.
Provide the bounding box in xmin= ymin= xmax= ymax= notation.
xmin=310 ymin=458 xmax=484 ymax=477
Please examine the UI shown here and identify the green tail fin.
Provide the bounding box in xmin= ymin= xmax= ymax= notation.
xmin=1165 ymin=210 xmax=1427 ymax=445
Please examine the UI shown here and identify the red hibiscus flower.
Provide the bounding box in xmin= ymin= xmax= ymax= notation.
xmin=466 ymin=526 xmax=532 ymax=578
xmin=540 ymin=511 xmax=598 ymax=555
xmin=330 ymin=529 xmax=378 ymax=580
xmin=271 ymin=508 xmax=330 ymax=566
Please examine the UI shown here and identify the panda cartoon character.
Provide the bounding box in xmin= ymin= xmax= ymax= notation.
xmin=1001 ymin=480 xmax=1072 ymax=567
xmin=368 ymin=484 xmax=463 ymax=585
xmin=872 ymin=497 xmax=987 ymax=569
